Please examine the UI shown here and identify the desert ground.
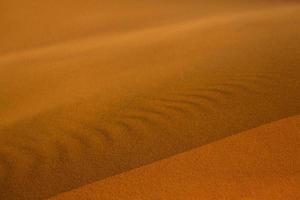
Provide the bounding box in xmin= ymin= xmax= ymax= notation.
xmin=51 ymin=115 xmax=300 ymax=200
xmin=0 ymin=0 xmax=300 ymax=199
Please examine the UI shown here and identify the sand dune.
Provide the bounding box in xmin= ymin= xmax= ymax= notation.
xmin=51 ymin=115 xmax=300 ymax=200
xmin=1 ymin=0 xmax=296 ymax=55
xmin=0 ymin=1 xmax=300 ymax=199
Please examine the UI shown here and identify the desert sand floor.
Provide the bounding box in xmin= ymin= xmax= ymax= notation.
xmin=51 ymin=115 xmax=300 ymax=200
xmin=0 ymin=0 xmax=300 ymax=199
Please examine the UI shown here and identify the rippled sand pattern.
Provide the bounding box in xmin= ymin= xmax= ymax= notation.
xmin=0 ymin=1 xmax=300 ymax=199
xmin=51 ymin=115 xmax=300 ymax=200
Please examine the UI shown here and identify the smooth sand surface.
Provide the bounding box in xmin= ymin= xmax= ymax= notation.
xmin=0 ymin=1 xmax=300 ymax=199
xmin=51 ymin=115 xmax=300 ymax=200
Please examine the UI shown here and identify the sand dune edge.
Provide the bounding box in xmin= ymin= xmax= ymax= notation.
xmin=51 ymin=115 xmax=300 ymax=200
xmin=0 ymin=1 xmax=299 ymax=199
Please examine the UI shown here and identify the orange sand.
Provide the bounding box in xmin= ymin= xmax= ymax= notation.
xmin=51 ymin=115 xmax=300 ymax=200
xmin=0 ymin=1 xmax=300 ymax=199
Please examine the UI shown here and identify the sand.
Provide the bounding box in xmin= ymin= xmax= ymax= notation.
xmin=0 ymin=0 xmax=300 ymax=199
xmin=51 ymin=115 xmax=300 ymax=200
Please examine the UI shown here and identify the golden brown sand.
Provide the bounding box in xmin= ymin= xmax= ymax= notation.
xmin=51 ymin=115 xmax=300 ymax=200
xmin=0 ymin=1 xmax=300 ymax=199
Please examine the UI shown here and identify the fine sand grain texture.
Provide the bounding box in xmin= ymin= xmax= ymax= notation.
xmin=0 ymin=0 xmax=300 ymax=199
xmin=51 ymin=115 xmax=300 ymax=200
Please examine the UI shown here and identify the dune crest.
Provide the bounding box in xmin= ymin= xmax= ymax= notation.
xmin=51 ymin=115 xmax=300 ymax=200
xmin=0 ymin=1 xmax=300 ymax=199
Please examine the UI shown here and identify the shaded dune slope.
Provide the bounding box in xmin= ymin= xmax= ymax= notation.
xmin=51 ymin=115 xmax=300 ymax=200
xmin=0 ymin=1 xmax=300 ymax=199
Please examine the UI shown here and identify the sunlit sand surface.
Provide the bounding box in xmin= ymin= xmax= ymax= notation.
xmin=51 ymin=115 xmax=300 ymax=200
xmin=0 ymin=0 xmax=300 ymax=199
